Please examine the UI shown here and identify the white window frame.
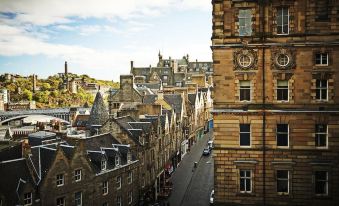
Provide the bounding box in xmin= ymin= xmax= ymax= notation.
xmin=277 ymin=170 xmax=289 ymax=195
xmin=239 ymin=80 xmax=251 ymax=102
xmin=75 ymin=191 xmax=82 ymax=206
xmin=56 ymin=174 xmax=64 ymax=187
xmin=315 ymin=79 xmax=328 ymax=101
xmin=315 ymin=124 xmax=328 ymax=149
xmin=315 ymin=171 xmax=328 ymax=196
xmin=277 ymin=80 xmax=289 ymax=102
xmin=239 ymin=170 xmax=252 ymax=193
xmin=276 ymin=124 xmax=289 ymax=148
xmin=238 ymin=9 xmax=252 ymax=36
xmin=24 ymin=192 xmax=32 ymax=206
xmin=276 ymin=7 xmax=289 ymax=35
xmin=128 ymin=191 xmax=133 ymax=204
xmin=315 ymin=53 xmax=329 ymax=66
xmin=239 ymin=124 xmax=251 ymax=148
xmin=128 ymin=171 xmax=133 ymax=184
xmin=116 ymin=196 xmax=122 ymax=206
xmin=56 ymin=197 xmax=65 ymax=206
xmin=116 ymin=176 xmax=121 ymax=190
xmin=103 ymin=181 xmax=108 ymax=195
xmin=115 ymin=155 xmax=120 ymax=166
xmin=101 ymin=159 xmax=107 ymax=171
xmin=74 ymin=169 xmax=82 ymax=182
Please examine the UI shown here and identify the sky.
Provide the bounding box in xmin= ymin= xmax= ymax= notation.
xmin=0 ymin=0 xmax=212 ymax=81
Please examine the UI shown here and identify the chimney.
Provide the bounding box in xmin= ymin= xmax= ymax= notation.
xmin=64 ymin=61 xmax=68 ymax=76
xmin=130 ymin=61 xmax=134 ymax=70
xmin=32 ymin=74 xmax=37 ymax=93
xmin=157 ymin=90 xmax=164 ymax=100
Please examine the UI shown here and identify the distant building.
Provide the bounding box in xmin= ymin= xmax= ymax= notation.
xmin=131 ymin=52 xmax=213 ymax=88
xmin=6 ymin=101 xmax=36 ymax=111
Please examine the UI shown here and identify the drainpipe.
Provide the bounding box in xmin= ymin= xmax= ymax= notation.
xmin=259 ymin=0 xmax=266 ymax=205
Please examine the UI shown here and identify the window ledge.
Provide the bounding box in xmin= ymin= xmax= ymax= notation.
xmin=236 ymin=192 xmax=255 ymax=197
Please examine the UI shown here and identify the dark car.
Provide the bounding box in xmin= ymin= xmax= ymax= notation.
xmin=203 ymin=148 xmax=210 ymax=156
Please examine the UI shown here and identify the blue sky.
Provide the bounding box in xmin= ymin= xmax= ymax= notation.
xmin=0 ymin=0 xmax=212 ymax=81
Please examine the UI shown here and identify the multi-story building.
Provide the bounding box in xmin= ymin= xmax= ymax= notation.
xmin=131 ymin=52 xmax=213 ymax=87
xmin=212 ymin=0 xmax=339 ymax=205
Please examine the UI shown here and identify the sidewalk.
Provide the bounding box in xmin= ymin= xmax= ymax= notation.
xmin=167 ymin=130 xmax=212 ymax=206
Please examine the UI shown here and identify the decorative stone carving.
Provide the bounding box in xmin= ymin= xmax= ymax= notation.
xmin=271 ymin=47 xmax=296 ymax=70
xmin=233 ymin=48 xmax=258 ymax=70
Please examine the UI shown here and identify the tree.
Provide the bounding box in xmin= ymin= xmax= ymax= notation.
xmin=22 ymin=89 xmax=33 ymax=101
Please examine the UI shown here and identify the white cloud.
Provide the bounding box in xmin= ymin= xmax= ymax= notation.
xmin=0 ymin=0 xmax=209 ymax=26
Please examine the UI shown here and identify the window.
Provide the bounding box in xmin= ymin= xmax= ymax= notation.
xmin=239 ymin=9 xmax=252 ymax=36
xmin=103 ymin=181 xmax=108 ymax=195
xmin=56 ymin=197 xmax=65 ymax=206
xmin=277 ymin=7 xmax=289 ymax=34
xmin=116 ymin=176 xmax=121 ymax=189
xmin=315 ymin=53 xmax=328 ymax=66
xmin=102 ymin=203 xmax=108 ymax=206
xmin=128 ymin=171 xmax=133 ymax=184
xmin=239 ymin=81 xmax=251 ymax=101
xmin=316 ymin=80 xmax=327 ymax=100
xmin=277 ymin=170 xmax=289 ymax=194
xmin=315 ymin=124 xmax=328 ymax=148
xmin=24 ymin=192 xmax=32 ymax=205
xmin=115 ymin=155 xmax=120 ymax=166
xmin=75 ymin=192 xmax=82 ymax=206
xmin=240 ymin=170 xmax=252 ymax=193
xmin=116 ymin=196 xmax=122 ymax=206
xmin=128 ymin=191 xmax=133 ymax=204
xmin=56 ymin=174 xmax=64 ymax=186
xmin=240 ymin=124 xmax=251 ymax=147
xmin=315 ymin=171 xmax=328 ymax=195
xmin=101 ymin=159 xmax=107 ymax=171
xmin=74 ymin=169 xmax=82 ymax=182
xmin=277 ymin=80 xmax=288 ymax=101
xmin=277 ymin=124 xmax=289 ymax=147
xmin=127 ymin=152 xmax=132 ymax=163
xmin=163 ymin=75 xmax=168 ymax=81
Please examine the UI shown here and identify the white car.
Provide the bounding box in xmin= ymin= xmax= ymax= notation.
xmin=210 ymin=189 xmax=214 ymax=205
xmin=208 ymin=140 xmax=214 ymax=150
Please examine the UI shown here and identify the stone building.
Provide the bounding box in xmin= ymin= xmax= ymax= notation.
xmin=212 ymin=0 xmax=339 ymax=205
xmin=131 ymin=52 xmax=213 ymax=87
xmin=0 ymin=133 xmax=139 ymax=206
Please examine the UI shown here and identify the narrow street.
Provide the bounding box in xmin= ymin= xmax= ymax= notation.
xmin=168 ymin=130 xmax=214 ymax=206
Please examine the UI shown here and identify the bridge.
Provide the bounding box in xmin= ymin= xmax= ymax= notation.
xmin=0 ymin=107 xmax=90 ymax=123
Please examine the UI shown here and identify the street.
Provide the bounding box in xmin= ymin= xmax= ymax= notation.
xmin=168 ymin=130 xmax=214 ymax=206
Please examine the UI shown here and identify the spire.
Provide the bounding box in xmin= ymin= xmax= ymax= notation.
xmin=87 ymin=92 xmax=109 ymax=129
xmin=4 ymin=127 xmax=13 ymax=139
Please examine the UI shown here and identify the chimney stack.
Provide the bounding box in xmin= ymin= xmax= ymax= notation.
xmin=65 ymin=61 xmax=68 ymax=76
xmin=32 ymin=74 xmax=37 ymax=93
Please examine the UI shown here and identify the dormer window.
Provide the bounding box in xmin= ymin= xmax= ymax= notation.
xmin=101 ymin=159 xmax=107 ymax=171
xmin=115 ymin=155 xmax=120 ymax=166
xmin=127 ymin=152 xmax=132 ymax=163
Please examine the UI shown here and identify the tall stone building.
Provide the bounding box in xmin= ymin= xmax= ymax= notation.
xmin=212 ymin=0 xmax=339 ymax=205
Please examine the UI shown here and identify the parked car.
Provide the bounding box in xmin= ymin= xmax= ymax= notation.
xmin=203 ymin=148 xmax=210 ymax=156
xmin=208 ymin=140 xmax=214 ymax=150
xmin=210 ymin=190 xmax=214 ymax=205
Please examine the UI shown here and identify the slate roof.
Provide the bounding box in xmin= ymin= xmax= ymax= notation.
xmin=0 ymin=158 xmax=35 ymax=205
xmin=0 ymin=141 xmax=22 ymax=161
xmin=87 ymin=92 xmax=109 ymax=129
xmin=82 ymin=133 xmax=117 ymax=150
xmin=143 ymin=95 xmax=157 ymax=104
xmin=188 ymin=93 xmax=197 ymax=105
xmin=164 ymin=94 xmax=183 ymax=114
xmin=129 ymin=122 xmax=152 ymax=134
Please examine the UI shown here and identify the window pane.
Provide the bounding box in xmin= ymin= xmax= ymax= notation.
xmin=277 ymin=180 xmax=288 ymax=193
xmin=240 ymin=124 xmax=250 ymax=132
xmin=240 ymin=80 xmax=250 ymax=86
xmin=240 ymin=133 xmax=250 ymax=146
xmin=277 ymin=170 xmax=288 ymax=178
xmin=277 ymin=124 xmax=288 ymax=132
xmin=277 ymin=80 xmax=288 ymax=86
xmin=245 ymin=179 xmax=251 ymax=191
xmin=240 ymin=178 xmax=245 ymax=191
